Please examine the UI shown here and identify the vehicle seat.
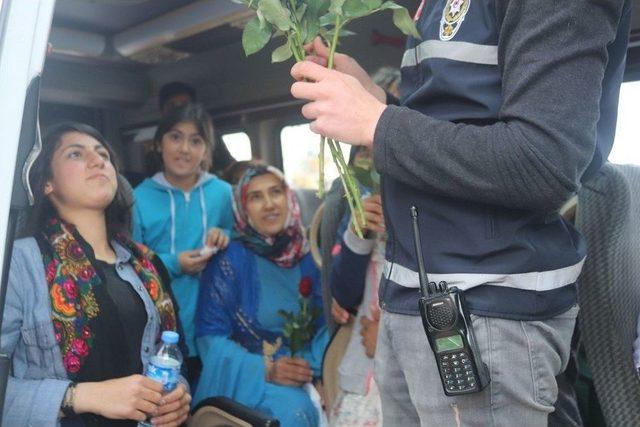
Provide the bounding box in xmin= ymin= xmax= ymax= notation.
xmin=293 ymin=188 xmax=322 ymax=229
xmin=321 ymin=320 xmax=354 ymax=414
xmin=575 ymin=162 xmax=640 ymax=425
xmin=189 ymin=396 xmax=280 ymax=427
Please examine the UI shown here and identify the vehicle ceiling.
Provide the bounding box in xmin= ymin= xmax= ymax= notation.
xmin=53 ymin=0 xmax=195 ymax=34
xmin=42 ymin=0 xmax=640 ymax=126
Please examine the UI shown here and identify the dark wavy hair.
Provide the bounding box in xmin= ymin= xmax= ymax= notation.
xmin=152 ymin=103 xmax=215 ymax=173
xmin=25 ymin=122 xmax=132 ymax=239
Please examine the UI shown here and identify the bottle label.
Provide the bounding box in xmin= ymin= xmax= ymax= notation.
xmin=146 ymin=358 xmax=180 ymax=392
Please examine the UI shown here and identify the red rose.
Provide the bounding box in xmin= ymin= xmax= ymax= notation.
xmin=63 ymin=279 xmax=78 ymax=299
xmin=299 ymin=277 xmax=312 ymax=298
xmin=63 ymin=353 xmax=81 ymax=373
xmin=72 ymin=338 xmax=89 ymax=357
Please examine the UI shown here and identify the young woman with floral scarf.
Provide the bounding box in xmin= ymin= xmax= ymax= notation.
xmin=194 ymin=165 xmax=329 ymax=427
xmin=1 ymin=123 xmax=190 ymax=427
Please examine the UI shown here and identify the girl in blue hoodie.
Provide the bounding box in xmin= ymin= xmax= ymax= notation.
xmin=133 ymin=104 xmax=233 ymax=382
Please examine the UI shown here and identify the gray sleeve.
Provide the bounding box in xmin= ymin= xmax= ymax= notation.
xmin=373 ymin=0 xmax=627 ymax=212
xmin=1 ymin=246 xmax=71 ymax=427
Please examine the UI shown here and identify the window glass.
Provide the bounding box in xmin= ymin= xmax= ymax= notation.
xmin=0 ymin=1 xmax=5 ymax=41
xmin=609 ymin=81 xmax=640 ymax=166
xmin=222 ymin=132 xmax=252 ymax=161
xmin=281 ymin=124 xmax=350 ymax=189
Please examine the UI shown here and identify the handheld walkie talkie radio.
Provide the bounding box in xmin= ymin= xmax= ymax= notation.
xmin=410 ymin=206 xmax=490 ymax=396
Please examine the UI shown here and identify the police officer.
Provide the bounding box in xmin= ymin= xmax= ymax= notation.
xmin=290 ymin=1 xmax=633 ymax=425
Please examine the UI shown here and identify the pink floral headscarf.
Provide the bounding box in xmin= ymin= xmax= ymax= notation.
xmin=233 ymin=165 xmax=309 ymax=268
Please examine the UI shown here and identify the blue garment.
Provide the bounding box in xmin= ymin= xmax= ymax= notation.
xmin=194 ymin=241 xmax=327 ymax=427
xmin=133 ymin=172 xmax=233 ymax=356
xmin=1 ymin=238 xmax=188 ymax=427
xmin=330 ymin=186 xmax=373 ymax=312
xmin=331 ymin=229 xmax=374 ymax=312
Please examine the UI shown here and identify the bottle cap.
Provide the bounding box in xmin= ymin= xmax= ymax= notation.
xmin=161 ymin=331 xmax=179 ymax=344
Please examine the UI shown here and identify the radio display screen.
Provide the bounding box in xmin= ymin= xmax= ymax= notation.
xmin=435 ymin=335 xmax=464 ymax=353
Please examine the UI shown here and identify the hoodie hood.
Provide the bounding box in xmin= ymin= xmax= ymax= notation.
xmin=149 ymin=171 xmax=216 ymax=191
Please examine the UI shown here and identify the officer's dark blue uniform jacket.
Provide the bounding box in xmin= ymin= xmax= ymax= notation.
xmin=374 ymin=0 xmax=633 ymax=319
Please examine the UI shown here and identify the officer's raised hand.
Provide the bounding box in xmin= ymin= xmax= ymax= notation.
xmin=303 ymin=37 xmax=386 ymax=103
xmin=290 ymin=61 xmax=386 ymax=147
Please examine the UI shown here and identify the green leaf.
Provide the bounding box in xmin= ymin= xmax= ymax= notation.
xmin=242 ymin=16 xmax=272 ymax=56
xmin=303 ymin=20 xmax=320 ymax=43
xmin=343 ymin=0 xmax=370 ymax=18
xmin=324 ymin=28 xmax=356 ymax=39
xmin=258 ymin=0 xmax=293 ymax=32
xmin=295 ymin=3 xmax=307 ymax=21
xmin=392 ymin=7 xmax=421 ymax=39
xmin=256 ymin=9 xmax=266 ymax=27
xmin=363 ymin=0 xmax=382 ymax=9
xmin=271 ymin=41 xmax=293 ymax=62
xmin=306 ymin=0 xmax=330 ymax=19
xmin=319 ymin=11 xmax=337 ymax=26
xmin=277 ymin=309 xmax=295 ymax=322
xmin=329 ymin=0 xmax=346 ymax=16
xmin=272 ymin=29 xmax=287 ymax=39
xmin=378 ymin=1 xmax=402 ymax=10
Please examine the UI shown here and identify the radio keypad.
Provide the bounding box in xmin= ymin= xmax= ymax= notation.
xmin=439 ymin=351 xmax=477 ymax=392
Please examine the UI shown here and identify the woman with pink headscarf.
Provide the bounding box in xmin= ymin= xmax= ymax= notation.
xmin=194 ymin=165 xmax=328 ymax=427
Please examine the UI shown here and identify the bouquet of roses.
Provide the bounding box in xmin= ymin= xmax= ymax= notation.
xmin=233 ymin=0 xmax=419 ymax=237
xmin=278 ymin=276 xmax=321 ymax=357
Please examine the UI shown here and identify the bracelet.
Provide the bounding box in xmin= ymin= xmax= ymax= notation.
xmin=61 ymin=382 xmax=77 ymax=418
xmin=264 ymin=356 xmax=274 ymax=381
xmin=263 ymin=337 xmax=281 ymax=382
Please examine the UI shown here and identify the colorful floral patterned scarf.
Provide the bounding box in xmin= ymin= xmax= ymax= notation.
xmin=233 ymin=165 xmax=309 ymax=268
xmin=40 ymin=217 xmax=177 ymax=377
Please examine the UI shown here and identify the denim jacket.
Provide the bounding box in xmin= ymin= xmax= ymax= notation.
xmin=0 ymin=237 xmax=183 ymax=427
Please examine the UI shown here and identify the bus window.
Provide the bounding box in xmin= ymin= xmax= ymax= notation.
xmin=609 ymin=81 xmax=640 ymax=166
xmin=222 ymin=132 xmax=252 ymax=161
xmin=281 ymin=123 xmax=350 ymax=190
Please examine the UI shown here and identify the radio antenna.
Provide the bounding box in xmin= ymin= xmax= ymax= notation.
xmin=410 ymin=206 xmax=431 ymax=296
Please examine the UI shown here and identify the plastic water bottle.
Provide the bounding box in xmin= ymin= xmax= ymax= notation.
xmin=138 ymin=331 xmax=183 ymax=427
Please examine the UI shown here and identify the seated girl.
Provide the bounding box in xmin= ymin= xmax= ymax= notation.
xmin=324 ymin=146 xmax=384 ymax=426
xmin=194 ymin=165 xmax=328 ymax=427
xmin=328 ymin=193 xmax=385 ymax=427
xmin=1 ymin=123 xmax=190 ymax=427
xmin=133 ymin=104 xmax=234 ymax=380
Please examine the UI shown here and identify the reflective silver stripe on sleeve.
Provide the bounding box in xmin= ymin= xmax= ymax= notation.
xmin=383 ymin=257 xmax=585 ymax=292
xmin=401 ymin=40 xmax=498 ymax=67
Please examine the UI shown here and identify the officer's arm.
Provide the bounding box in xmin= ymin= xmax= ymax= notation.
xmin=373 ymin=0 xmax=630 ymax=212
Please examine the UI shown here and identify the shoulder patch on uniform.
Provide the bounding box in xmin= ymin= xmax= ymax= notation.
xmin=439 ymin=0 xmax=470 ymax=41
